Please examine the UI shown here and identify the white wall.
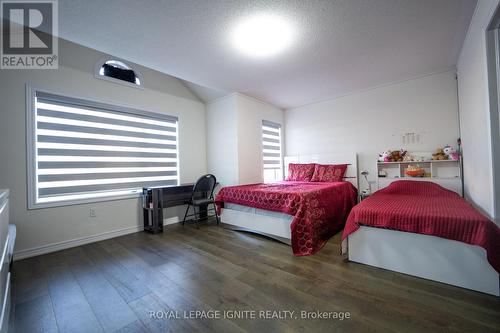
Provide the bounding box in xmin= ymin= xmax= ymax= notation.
xmin=206 ymin=95 xmax=239 ymax=186
xmin=206 ymin=93 xmax=284 ymax=185
xmin=236 ymin=94 xmax=284 ymax=184
xmin=457 ymin=0 xmax=499 ymax=220
xmin=285 ymin=70 xmax=460 ymax=190
xmin=0 ymin=39 xmax=207 ymax=257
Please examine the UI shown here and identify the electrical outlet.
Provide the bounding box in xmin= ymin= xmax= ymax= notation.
xmin=90 ymin=208 xmax=96 ymax=217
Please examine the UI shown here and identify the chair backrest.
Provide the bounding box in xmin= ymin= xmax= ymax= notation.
xmin=192 ymin=174 xmax=217 ymax=200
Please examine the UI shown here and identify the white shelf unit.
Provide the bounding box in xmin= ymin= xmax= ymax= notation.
xmin=0 ymin=190 xmax=12 ymax=333
xmin=377 ymin=160 xmax=463 ymax=195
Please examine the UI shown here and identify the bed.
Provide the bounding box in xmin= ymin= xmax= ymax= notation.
xmin=342 ymin=180 xmax=500 ymax=296
xmin=215 ymin=153 xmax=358 ymax=256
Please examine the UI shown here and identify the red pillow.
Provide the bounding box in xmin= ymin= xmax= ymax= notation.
xmin=311 ymin=164 xmax=348 ymax=182
xmin=286 ymin=163 xmax=316 ymax=181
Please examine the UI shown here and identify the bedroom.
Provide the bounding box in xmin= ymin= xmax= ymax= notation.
xmin=0 ymin=0 xmax=499 ymax=332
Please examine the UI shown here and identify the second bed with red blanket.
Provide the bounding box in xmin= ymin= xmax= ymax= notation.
xmin=216 ymin=181 xmax=357 ymax=256
xmin=342 ymin=180 xmax=500 ymax=273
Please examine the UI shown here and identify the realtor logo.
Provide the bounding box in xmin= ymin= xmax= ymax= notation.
xmin=1 ymin=0 xmax=58 ymax=69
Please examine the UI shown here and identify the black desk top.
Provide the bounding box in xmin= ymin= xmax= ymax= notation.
xmin=143 ymin=183 xmax=194 ymax=190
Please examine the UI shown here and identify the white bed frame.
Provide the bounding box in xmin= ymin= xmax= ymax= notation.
xmin=348 ymin=226 xmax=499 ymax=296
xmin=220 ymin=153 xmax=359 ymax=244
xmin=346 ymin=182 xmax=499 ymax=296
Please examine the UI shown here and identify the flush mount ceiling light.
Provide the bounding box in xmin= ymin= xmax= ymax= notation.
xmin=231 ymin=14 xmax=294 ymax=57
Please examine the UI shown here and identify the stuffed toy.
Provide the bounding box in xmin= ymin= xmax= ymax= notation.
xmin=443 ymin=145 xmax=460 ymax=160
xmin=389 ymin=151 xmax=399 ymax=162
xmin=402 ymin=153 xmax=414 ymax=162
xmin=399 ymin=149 xmax=408 ymax=161
xmin=378 ymin=150 xmax=391 ymax=162
xmin=389 ymin=149 xmax=406 ymax=162
xmin=432 ymin=148 xmax=448 ymax=160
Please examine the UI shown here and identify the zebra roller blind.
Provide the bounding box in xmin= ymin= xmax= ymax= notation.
xmin=262 ymin=120 xmax=283 ymax=182
xmin=30 ymin=91 xmax=179 ymax=207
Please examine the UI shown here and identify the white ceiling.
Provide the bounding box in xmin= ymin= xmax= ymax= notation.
xmin=57 ymin=0 xmax=477 ymax=108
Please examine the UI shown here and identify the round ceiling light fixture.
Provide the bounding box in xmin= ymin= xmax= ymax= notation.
xmin=230 ymin=14 xmax=295 ymax=58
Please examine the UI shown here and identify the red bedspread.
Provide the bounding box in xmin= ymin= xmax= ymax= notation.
xmin=215 ymin=181 xmax=357 ymax=256
xmin=342 ymin=180 xmax=500 ymax=272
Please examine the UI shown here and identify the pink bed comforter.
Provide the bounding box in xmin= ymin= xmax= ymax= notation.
xmin=215 ymin=181 xmax=357 ymax=256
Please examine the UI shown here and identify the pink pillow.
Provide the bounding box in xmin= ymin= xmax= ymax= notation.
xmin=311 ymin=164 xmax=348 ymax=182
xmin=286 ymin=163 xmax=316 ymax=181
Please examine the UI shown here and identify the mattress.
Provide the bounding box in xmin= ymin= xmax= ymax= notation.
xmin=216 ymin=181 xmax=357 ymax=255
xmin=342 ymin=180 xmax=500 ymax=273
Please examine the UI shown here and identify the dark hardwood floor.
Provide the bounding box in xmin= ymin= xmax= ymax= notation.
xmin=11 ymin=221 xmax=500 ymax=333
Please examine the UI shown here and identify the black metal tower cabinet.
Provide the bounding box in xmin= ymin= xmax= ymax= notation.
xmin=142 ymin=187 xmax=163 ymax=233
xmin=142 ymin=184 xmax=194 ymax=233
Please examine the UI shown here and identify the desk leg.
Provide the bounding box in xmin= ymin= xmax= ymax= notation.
xmin=143 ymin=208 xmax=151 ymax=230
xmin=150 ymin=189 xmax=163 ymax=233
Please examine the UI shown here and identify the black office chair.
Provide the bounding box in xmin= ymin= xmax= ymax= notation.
xmin=182 ymin=174 xmax=219 ymax=227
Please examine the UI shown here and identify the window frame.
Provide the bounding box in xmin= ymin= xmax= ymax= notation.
xmin=261 ymin=120 xmax=284 ymax=182
xmin=486 ymin=20 xmax=500 ymax=220
xmin=94 ymin=57 xmax=144 ymax=90
xmin=26 ymin=85 xmax=179 ymax=209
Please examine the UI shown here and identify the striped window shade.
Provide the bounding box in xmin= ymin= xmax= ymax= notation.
xmin=262 ymin=120 xmax=283 ymax=182
xmin=29 ymin=90 xmax=179 ymax=208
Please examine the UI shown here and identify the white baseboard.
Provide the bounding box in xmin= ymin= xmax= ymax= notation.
xmin=13 ymin=216 xmax=181 ymax=261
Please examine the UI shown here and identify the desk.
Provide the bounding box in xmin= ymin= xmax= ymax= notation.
xmin=142 ymin=184 xmax=193 ymax=233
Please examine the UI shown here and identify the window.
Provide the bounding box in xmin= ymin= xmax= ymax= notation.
xmin=262 ymin=120 xmax=283 ymax=182
xmin=27 ymin=89 xmax=178 ymax=208
xmin=95 ymin=58 xmax=143 ymax=88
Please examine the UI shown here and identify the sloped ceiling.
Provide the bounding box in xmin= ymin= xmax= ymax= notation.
xmin=56 ymin=0 xmax=477 ymax=108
